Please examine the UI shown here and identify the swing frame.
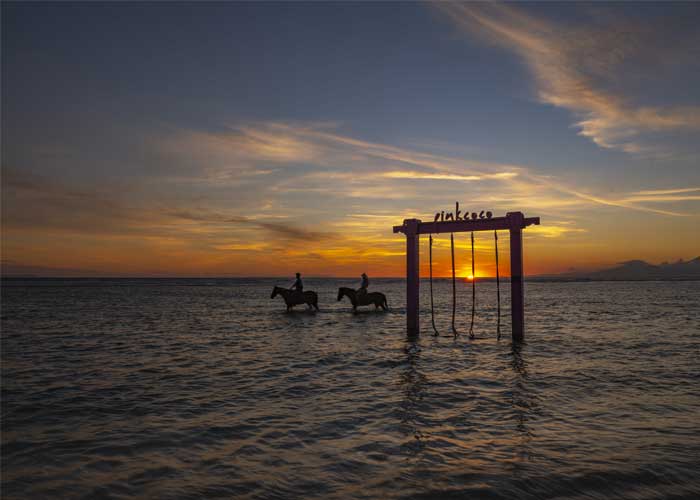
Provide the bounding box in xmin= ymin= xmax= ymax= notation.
xmin=393 ymin=211 xmax=540 ymax=341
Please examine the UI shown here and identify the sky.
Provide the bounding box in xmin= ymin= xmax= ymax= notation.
xmin=2 ymin=1 xmax=700 ymax=278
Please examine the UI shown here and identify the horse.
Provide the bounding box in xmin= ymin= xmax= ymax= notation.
xmin=337 ymin=287 xmax=388 ymax=312
xmin=271 ymin=286 xmax=319 ymax=312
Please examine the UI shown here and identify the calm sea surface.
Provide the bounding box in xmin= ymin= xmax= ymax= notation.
xmin=2 ymin=278 xmax=699 ymax=499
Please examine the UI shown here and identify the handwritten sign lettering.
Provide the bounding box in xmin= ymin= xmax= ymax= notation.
xmin=434 ymin=202 xmax=493 ymax=222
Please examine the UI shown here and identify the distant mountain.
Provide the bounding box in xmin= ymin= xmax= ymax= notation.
xmin=541 ymin=257 xmax=700 ymax=281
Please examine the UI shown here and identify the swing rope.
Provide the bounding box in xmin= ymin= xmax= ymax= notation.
xmin=451 ymin=233 xmax=459 ymax=338
xmin=430 ymin=230 xmax=503 ymax=341
xmin=429 ymin=235 xmax=439 ymax=336
xmin=468 ymin=231 xmax=476 ymax=339
xmin=495 ymin=230 xmax=501 ymax=340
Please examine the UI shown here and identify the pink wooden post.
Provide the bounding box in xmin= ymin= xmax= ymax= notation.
xmin=508 ymin=212 xmax=525 ymax=342
xmin=404 ymin=219 xmax=420 ymax=338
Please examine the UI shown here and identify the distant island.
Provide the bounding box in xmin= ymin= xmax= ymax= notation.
xmin=534 ymin=257 xmax=700 ymax=281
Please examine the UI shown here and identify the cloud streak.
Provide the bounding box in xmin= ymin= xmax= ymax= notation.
xmin=166 ymin=211 xmax=336 ymax=242
xmin=381 ymin=171 xmax=518 ymax=181
xmin=228 ymin=216 xmax=335 ymax=242
xmin=164 ymin=122 xmax=698 ymax=216
xmin=632 ymin=187 xmax=700 ymax=196
xmin=434 ymin=3 xmax=700 ymax=155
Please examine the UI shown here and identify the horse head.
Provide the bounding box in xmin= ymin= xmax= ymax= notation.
xmin=271 ymin=286 xmax=281 ymax=299
xmin=338 ymin=287 xmax=356 ymax=303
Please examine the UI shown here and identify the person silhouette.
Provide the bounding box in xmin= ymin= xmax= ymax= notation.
xmin=290 ymin=273 xmax=303 ymax=294
xmin=358 ymin=272 xmax=369 ymax=298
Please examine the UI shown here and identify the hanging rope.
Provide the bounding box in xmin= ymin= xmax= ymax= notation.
xmin=495 ymin=230 xmax=501 ymax=340
xmin=429 ymin=235 xmax=439 ymax=336
xmin=469 ymin=231 xmax=476 ymax=339
xmin=451 ymin=233 xmax=459 ymax=338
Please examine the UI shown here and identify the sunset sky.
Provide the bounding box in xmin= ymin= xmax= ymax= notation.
xmin=2 ymin=2 xmax=699 ymax=277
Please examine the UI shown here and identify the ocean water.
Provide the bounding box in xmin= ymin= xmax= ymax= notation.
xmin=2 ymin=278 xmax=699 ymax=499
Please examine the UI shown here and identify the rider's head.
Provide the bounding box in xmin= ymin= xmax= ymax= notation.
xmin=362 ymin=272 xmax=367 ymax=277
xmin=296 ymin=272 xmax=301 ymax=277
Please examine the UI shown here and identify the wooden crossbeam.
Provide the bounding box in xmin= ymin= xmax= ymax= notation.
xmin=393 ymin=214 xmax=540 ymax=235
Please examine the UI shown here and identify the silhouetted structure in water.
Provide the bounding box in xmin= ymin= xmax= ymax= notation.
xmin=393 ymin=211 xmax=540 ymax=341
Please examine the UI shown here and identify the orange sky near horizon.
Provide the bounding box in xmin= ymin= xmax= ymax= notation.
xmin=2 ymin=204 xmax=697 ymax=278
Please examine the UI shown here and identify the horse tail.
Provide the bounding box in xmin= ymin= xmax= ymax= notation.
xmin=383 ymin=295 xmax=388 ymax=310
xmin=313 ymin=291 xmax=320 ymax=311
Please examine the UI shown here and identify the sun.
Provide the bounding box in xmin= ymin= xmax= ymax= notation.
xmin=467 ymin=274 xmax=474 ymax=280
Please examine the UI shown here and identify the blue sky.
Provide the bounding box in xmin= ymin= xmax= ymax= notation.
xmin=2 ymin=2 xmax=699 ymax=277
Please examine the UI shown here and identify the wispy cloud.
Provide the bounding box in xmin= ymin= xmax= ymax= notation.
xmin=617 ymin=187 xmax=700 ymax=204
xmin=631 ymin=187 xmax=700 ymax=196
xmin=381 ymin=170 xmax=518 ymax=181
xmin=434 ymin=3 xmax=700 ymax=155
xmin=528 ymin=222 xmax=586 ymax=239
xmin=166 ymin=210 xmax=336 ymax=242
xmin=228 ymin=216 xmax=335 ymax=242
xmin=162 ymin=122 xmax=697 ymax=217
xmin=1 ymin=166 xmax=149 ymax=234
xmin=161 ymin=123 xmax=324 ymax=167
xmin=533 ymin=176 xmax=694 ymax=217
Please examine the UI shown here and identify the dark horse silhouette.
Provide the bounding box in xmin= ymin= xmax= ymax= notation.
xmin=337 ymin=287 xmax=388 ymax=312
xmin=271 ymin=286 xmax=319 ymax=312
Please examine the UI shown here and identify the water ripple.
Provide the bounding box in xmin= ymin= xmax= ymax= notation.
xmin=2 ymin=278 xmax=700 ymax=499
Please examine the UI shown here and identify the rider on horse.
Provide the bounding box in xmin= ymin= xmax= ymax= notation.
xmin=290 ymin=273 xmax=303 ymax=297
xmin=358 ymin=272 xmax=369 ymax=297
